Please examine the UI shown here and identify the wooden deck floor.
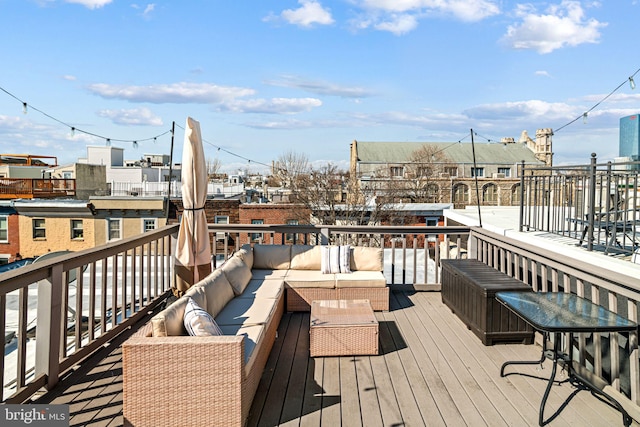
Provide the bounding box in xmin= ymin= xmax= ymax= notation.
xmin=38 ymin=291 xmax=627 ymax=426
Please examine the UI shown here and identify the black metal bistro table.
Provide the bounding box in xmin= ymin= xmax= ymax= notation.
xmin=495 ymin=291 xmax=637 ymax=427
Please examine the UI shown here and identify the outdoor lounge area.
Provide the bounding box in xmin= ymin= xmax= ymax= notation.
xmin=2 ymin=220 xmax=640 ymax=426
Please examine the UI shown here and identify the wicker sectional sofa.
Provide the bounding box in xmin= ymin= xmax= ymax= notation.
xmin=122 ymin=244 xmax=388 ymax=427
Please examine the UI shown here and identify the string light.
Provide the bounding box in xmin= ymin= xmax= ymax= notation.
xmin=583 ymin=112 xmax=588 ymax=124
xmin=22 ymin=102 xmax=27 ymax=114
xmin=70 ymin=127 xmax=75 ymax=138
xmin=630 ymin=76 xmax=636 ymax=90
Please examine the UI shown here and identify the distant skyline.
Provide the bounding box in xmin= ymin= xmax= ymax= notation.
xmin=1 ymin=0 xmax=639 ymax=174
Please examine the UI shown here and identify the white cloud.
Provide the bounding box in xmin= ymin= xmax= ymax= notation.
xmin=464 ymin=100 xmax=577 ymax=120
xmin=269 ymin=0 xmax=335 ymax=28
xmin=374 ymin=14 xmax=418 ymax=35
xmin=64 ymin=0 xmax=112 ymax=9
xmin=502 ymin=1 xmax=606 ymax=54
xmin=220 ymin=98 xmax=322 ymax=114
xmin=86 ymin=82 xmax=255 ymax=104
xmin=96 ymin=107 xmax=163 ymax=126
xmin=535 ymin=70 xmax=552 ymax=78
xmin=265 ymin=75 xmax=374 ymax=98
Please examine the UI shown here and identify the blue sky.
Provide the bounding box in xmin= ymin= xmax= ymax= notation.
xmin=0 ymin=0 xmax=639 ymax=174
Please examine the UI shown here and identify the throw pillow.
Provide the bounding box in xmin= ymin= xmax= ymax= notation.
xmin=339 ymin=245 xmax=352 ymax=273
xmin=183 ymin=297 xmax=223 ymax=336
xmin=320 ymin=245 xmax=340 ymax=274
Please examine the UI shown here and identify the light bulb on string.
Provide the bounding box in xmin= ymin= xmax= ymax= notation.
xmin=133 ymin=141 xmax=138 ymax=149
xmin=630 ymin=77 xmax=636 ymax=90
xmin=22 ymin=102 xmax=27 ymax=114
xmin=70 ymin=127 xmax=75 ymax=138
xmin=106 ymin=138 xmax=111 ymax=147
xmin=583 ymin=112 xmax=588 ymax=124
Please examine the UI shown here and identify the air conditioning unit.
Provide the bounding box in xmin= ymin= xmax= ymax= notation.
xmin=492 ymin=173 xmax=506 ymax=179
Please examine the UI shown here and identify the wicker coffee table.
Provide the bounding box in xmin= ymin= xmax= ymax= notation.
xmin=310 ymin=299 xmax=379 ymax=357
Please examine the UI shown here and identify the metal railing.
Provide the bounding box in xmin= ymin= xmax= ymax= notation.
xmin=472 ymin=226 xmax=640 ymax=408
xmin=2 ymin=221 xmax=640 ymax=416
xmin=0 ymin=179 xmax=76 ymax=198
xmin=520 ymin=155 xmax=640 ymax=257
xmin=1 ymin=225 xmax=176 ymax=403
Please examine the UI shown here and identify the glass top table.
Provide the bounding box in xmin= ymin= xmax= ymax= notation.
xmin=495 ymin=291 xmax=637 ymax=427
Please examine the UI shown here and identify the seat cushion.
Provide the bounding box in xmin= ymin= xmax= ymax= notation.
xmin=253 ymin=244 xmax=291 ymax=270
xmin=215 ymin=297 xmax=277 ymax=326
xmin=151 ymin=296 xmax=192 ymax=337
xmin=251 ymin=269 xmax=288 ymax=280
xmin=238 ymin=279 xmax=284 ymax=299
xmin=285 ymin=269 xmax=336 ymax=288
xmin=290 ymin=245 xmax=321 ymax=270
xmin=335 ymin=271 xmax=387 ymax=288
xmin=219 ymin=324 xmax=264 ymax=367
xmin=221 ymin=255 xmax=253 ymax=296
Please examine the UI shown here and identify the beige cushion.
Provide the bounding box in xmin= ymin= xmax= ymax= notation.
xmin=351 ymin=247 xmax=383 ymax=271
xmin=151 ymin=296 xmax=191 ymax=337
xmin=238 ymin=279 xmax=284 ymax=299
xmin=335 ymin=271 xmax=387 ymax=288
xmin=236 ymin=245 xmax=254 ymax=269
xmin=219 ymin=324 xmax=264 ymax=366
xmin=253 ymin=245 xmax=291 ymax=270
xmin=251 ymin=269 xmax=288 ymax=280
xmin=284 ymin=269 xmax=336 ymax=288
xmin=215 ymin=297 xmax=276 ymax=326
xmin=221 ymin=255 xmax=252 ymax=296
xmin=290 ymin=245 xmax=321 ymax=270
xmin=188 ymin=270 xmax=235 ymax=318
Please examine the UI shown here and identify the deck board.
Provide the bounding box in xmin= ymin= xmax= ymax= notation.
xmin=36 ymin=290 xmax=628 ymax=427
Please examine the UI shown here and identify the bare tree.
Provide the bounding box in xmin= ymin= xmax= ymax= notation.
xmin=206 ymin=157 xmax=223 ymax=178
xmin=272 ymin=150 xmax=310 ymax=189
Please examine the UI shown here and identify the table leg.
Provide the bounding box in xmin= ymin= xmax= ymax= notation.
xmin=538 ymin=333 xmax=561 ymax=426
xmin=500 ymin=332 xmax=548 ymax=377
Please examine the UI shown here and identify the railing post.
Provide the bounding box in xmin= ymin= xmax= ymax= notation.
xmin=587 ymin=153 xmax=597 ymax=251
xmin=320 ymin=227 xmax=329 ymax=245
xmin=35 ymin=264 xmax=64 ymax=390
xmin=519 ymin=160 xmax=525 ymax=232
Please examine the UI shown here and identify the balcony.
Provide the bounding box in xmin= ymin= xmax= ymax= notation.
xmin=1 ymin=222 xmax=639 ymax=426
xmin=0 ymin=178 xmax=76 ymax=199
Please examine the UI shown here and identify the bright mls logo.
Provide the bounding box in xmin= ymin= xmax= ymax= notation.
xmin=3 ymin=405 xmax=68 ymax=426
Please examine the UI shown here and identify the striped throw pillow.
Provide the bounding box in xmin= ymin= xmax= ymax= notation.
xmin=183 ymin=297 xmax=223 ymax=336
xmin=320 ymin=245 xmax=340 ymax=274
xmin=339 ymin=245 xmax=351 ymax=273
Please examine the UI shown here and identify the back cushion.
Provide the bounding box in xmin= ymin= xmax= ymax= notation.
xmin=252 ymin=245 xmax=291 ymax=270
xmin=236 ymin=245 xmax=254 ymax=269
xmin=188 ymin=270 xmax=235 ymax=317
xmin=151 ymin=296 xmax=190 ymax=337
xmin=222 ymin=255 xmax=253 ymax=296
xmin=290 ymin=245 xmax=321 ymax=270
xmin=351 ymin=246 xmax=384 ymax=271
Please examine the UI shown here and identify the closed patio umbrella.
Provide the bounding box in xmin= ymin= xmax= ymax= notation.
xmin=174 ymin=117 xmax=212 ymax=296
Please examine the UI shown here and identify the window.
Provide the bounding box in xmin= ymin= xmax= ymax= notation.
xmin=453 ymin=184 xmax=469 ymax=203
xmin=390 ymin=166 xmax=404 ymax=177
xmin=33 ymin=218 xmax=46 ymax=239
xmin=417 ymin=166 xmax=432 ymax=177
xmin=286 ymin=219 xmax=298 ymax=243
xmin=143 ymin=219 xmax=157 ymax=232
xmin=483 ymin=183 xmax=498 ymax=205
xmin=251 ymin=219 xmax=264 ymax=242
xmin=471 ymin=167 xmax=484 ymax=177
xmin=62 ymin=171 xmax=73 ymax=179
xmin=0 ymin=216 xmax=7 ymax=242
xmin=215 ymin=215 xmax=228 ymax=241
xmin=425 ymin=218 xmax=438 ymax=226
xmin=426 ymin=184 xmax=439 ymax=203
xmin=71 ymin=219 xmax=83 ymax=240
xmin=107 ymin=219 xmax=121 ymax=241
xmin=444 ymin=166 xmax=458 ymax=177
xmin=511 ymin=184 xmax=521 ymax=206
xmin=497 ymin=167 xmax=511 ymax=177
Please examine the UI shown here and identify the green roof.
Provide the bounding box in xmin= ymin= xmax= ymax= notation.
xmin=355 ymin=141 xmax=543 ymax=165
